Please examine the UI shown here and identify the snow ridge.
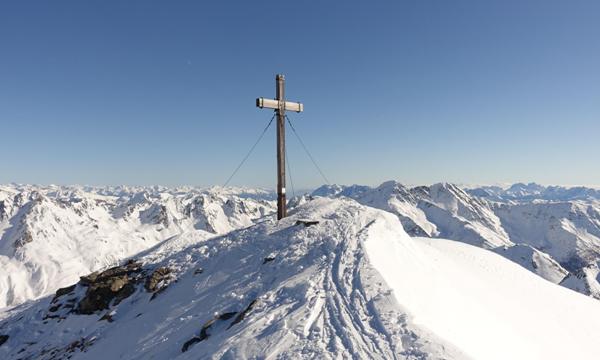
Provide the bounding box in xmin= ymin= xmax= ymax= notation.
xmin=313 ymin=181 xmax=600 ymax=297
xmin=0 ymin=198 xmax=465 ymax=360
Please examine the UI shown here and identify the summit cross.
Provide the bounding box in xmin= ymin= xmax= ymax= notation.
xmin=256 ymin=74 xmax=304 ymax=220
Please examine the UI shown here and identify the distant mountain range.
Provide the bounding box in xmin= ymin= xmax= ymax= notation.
xmin=2 ymin=181 xmax=599 ymax=311
xmin=466 ymin=182 xmax=600 ymax=202
xmin=0 ymin=184 xmax=275 ymax=309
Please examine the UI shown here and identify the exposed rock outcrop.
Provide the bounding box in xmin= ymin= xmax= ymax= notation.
xmin=76 ymin=260 xmax=144 ymax=315
xmin=144 ymin=267 xmax=171 ymax=293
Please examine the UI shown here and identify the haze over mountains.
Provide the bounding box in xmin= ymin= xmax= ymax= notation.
xmin=1 ymin=182 xmax=600 ymax=359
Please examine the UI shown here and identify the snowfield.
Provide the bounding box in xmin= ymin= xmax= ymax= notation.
xmin=366 ymin=231 xmax=600 ymax=359
xmin=1 ymin=198 xmax=599 ymax=359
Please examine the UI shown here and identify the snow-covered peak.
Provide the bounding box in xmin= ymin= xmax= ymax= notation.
xmin=311 ymin=184 xmax=346 ymax=197
xmin=311 ymin=184 xmax=371 ymax=198
xmin=1 ymin=198 xmax=599 ymax=359
xmin=506 ymin=182 xmax=546 ymax=197
xmin=429 ymin=182 xmax=478 ymax=213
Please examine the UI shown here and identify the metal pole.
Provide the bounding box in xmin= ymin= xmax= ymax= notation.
xmin=276 ymin=74 xmax=286 ymax=219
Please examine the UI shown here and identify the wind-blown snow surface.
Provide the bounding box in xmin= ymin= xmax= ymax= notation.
xmin=0 ymin=185 xmax=275 ymax=309
xmin=365 ymin=233 xmax=600 ymax=359
xmin=1 ymin=198 xmax=599 ymax=359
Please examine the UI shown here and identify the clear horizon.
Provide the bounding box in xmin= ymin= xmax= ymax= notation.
xmin=1 ymin=1 xmax=599 ymax=188
xmin=2 ymin=181 xmax=600 ymax=192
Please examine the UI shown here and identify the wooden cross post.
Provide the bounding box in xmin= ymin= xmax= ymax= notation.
xmin=256 ymin=74 xmax=304 ymax=220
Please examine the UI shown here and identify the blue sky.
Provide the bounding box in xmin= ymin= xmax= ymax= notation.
xmin=1 ymin=1 xmax=599 ymax=188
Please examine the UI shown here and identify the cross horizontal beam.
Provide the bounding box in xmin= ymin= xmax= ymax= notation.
xmin=256 ymin=97 xmax=304 ymax=113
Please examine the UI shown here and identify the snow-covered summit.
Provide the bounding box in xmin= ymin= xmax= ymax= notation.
xmin=1 ymin=198 xmax=599 ymax=360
